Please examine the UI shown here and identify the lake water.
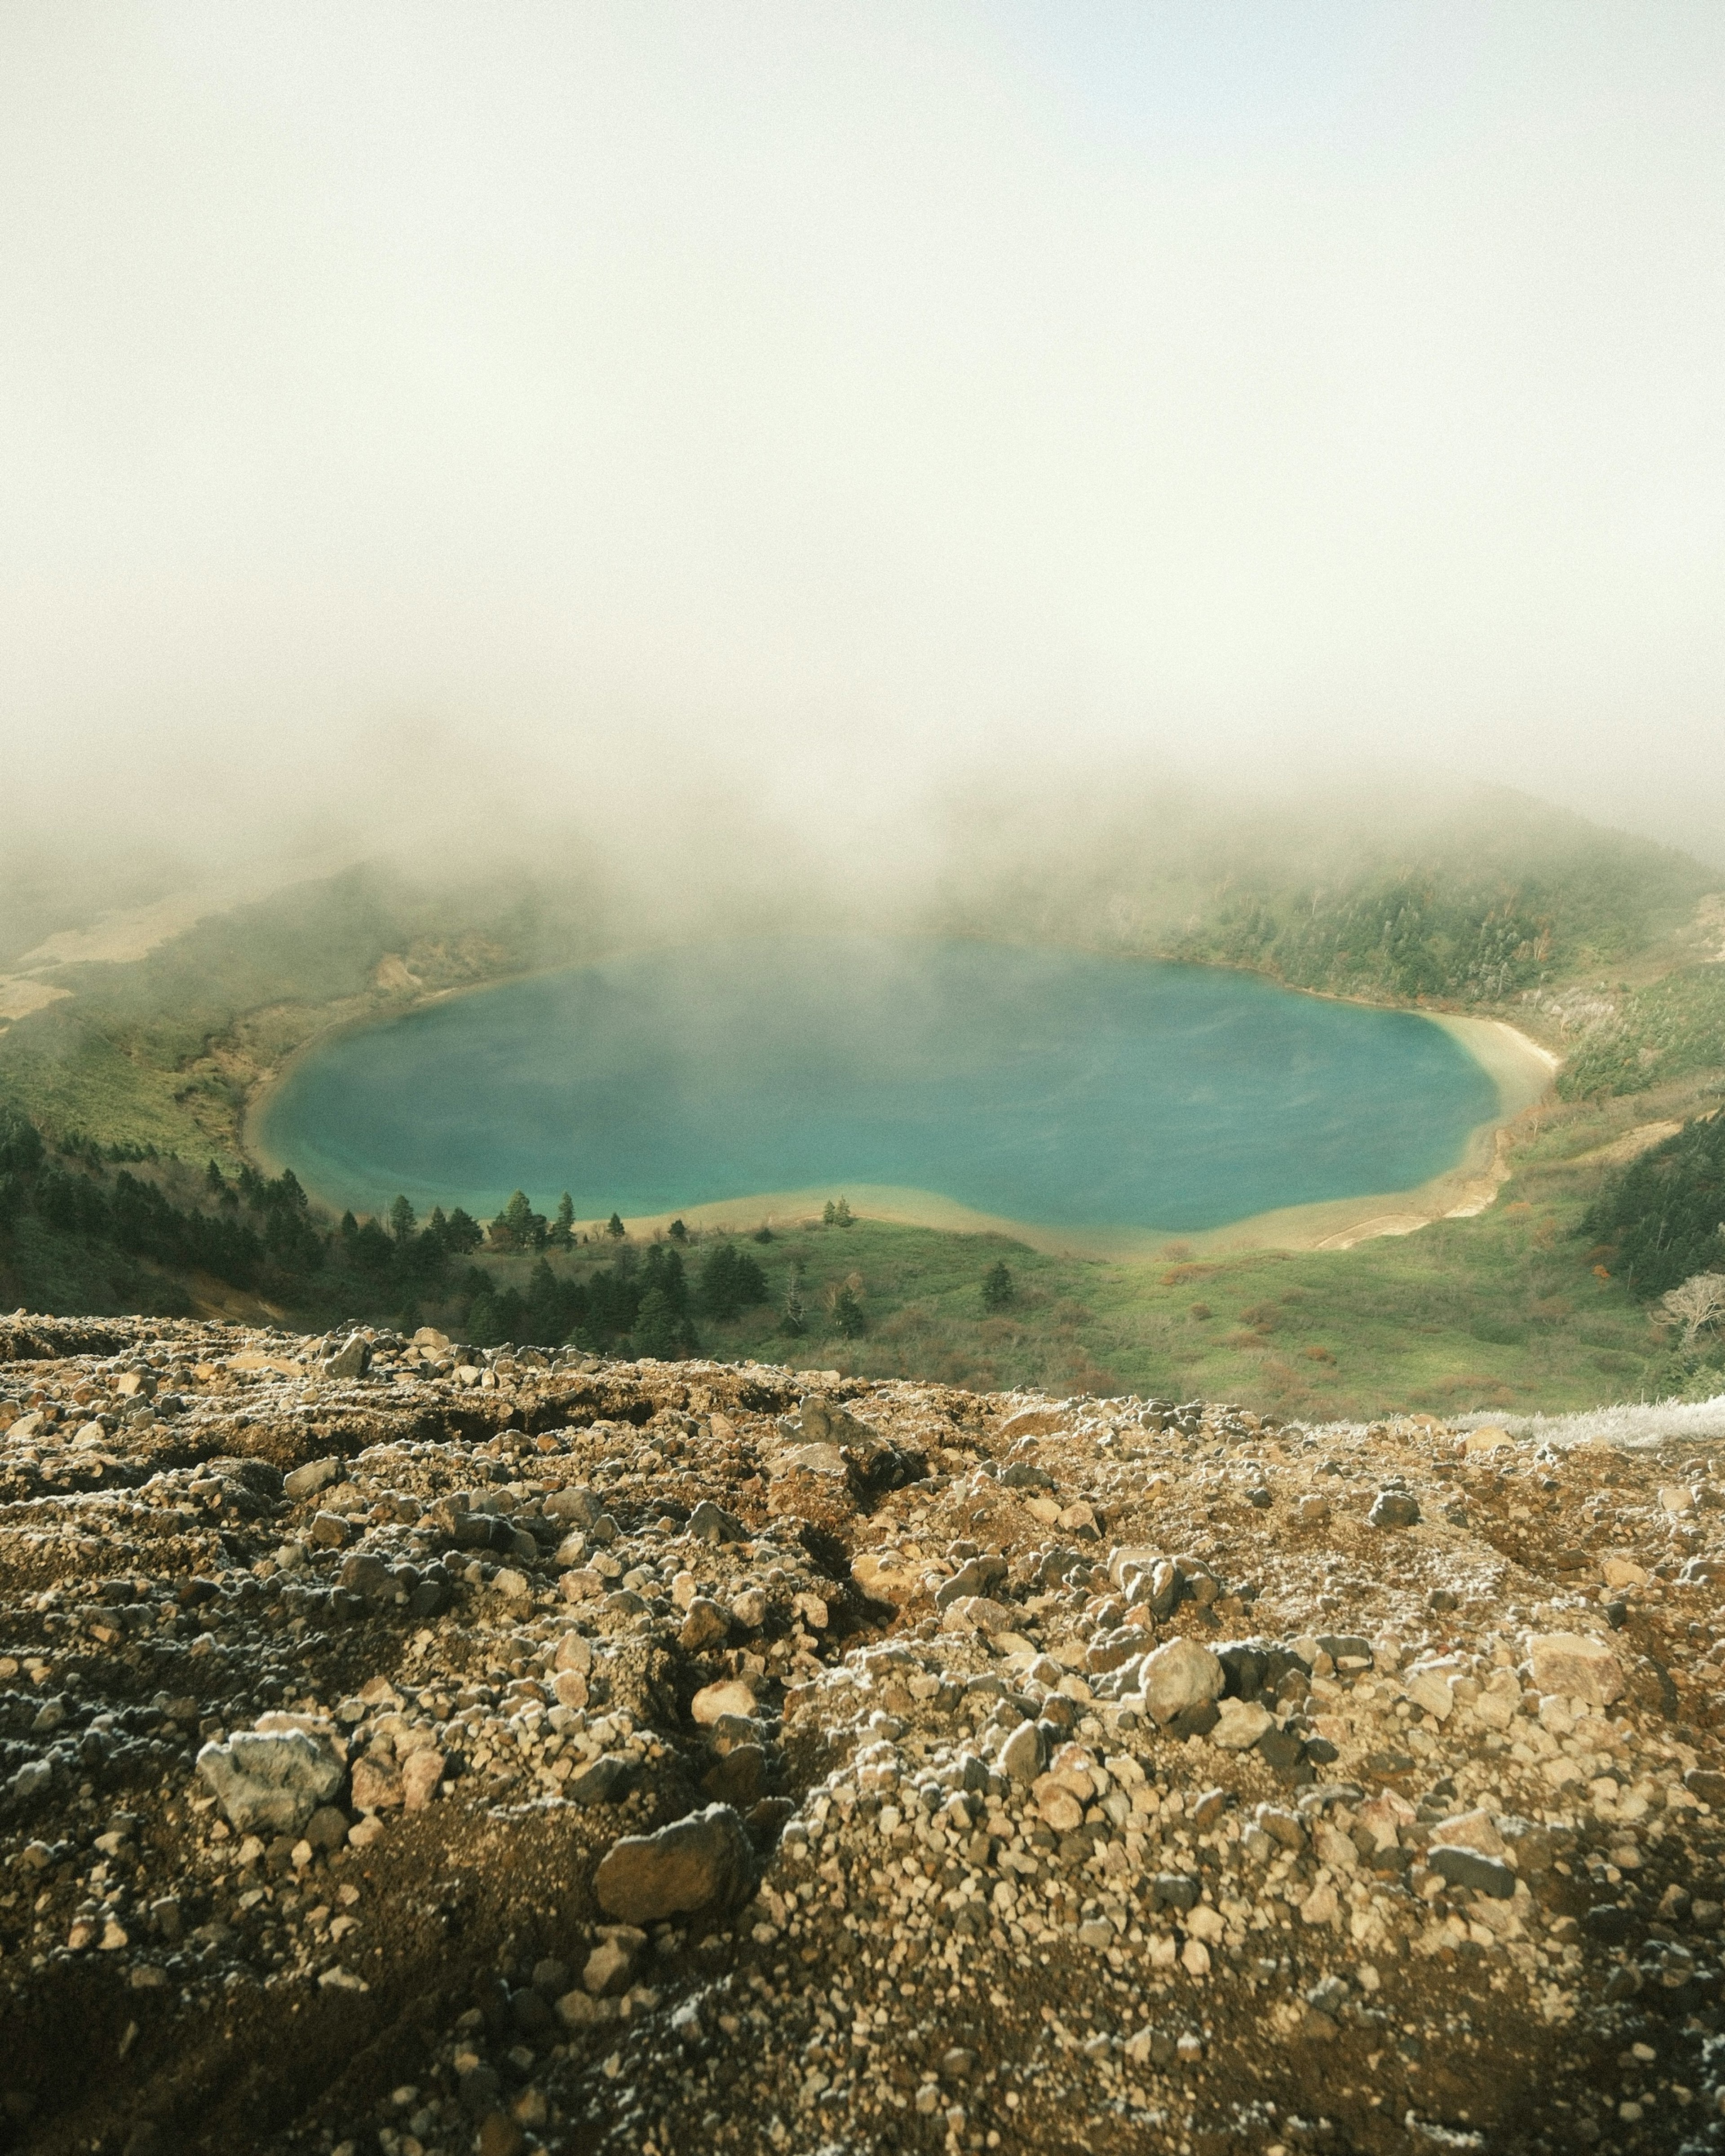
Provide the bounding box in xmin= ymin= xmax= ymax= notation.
xmin=259 ymin=937 xmax=1502 ymax=1233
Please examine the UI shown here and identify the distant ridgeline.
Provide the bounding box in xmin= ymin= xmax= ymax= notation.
xmin=935 ymin=788 xmax=1721 ymax=1102
xmin=1167 ymin=838 xmax=1709 ymax=1008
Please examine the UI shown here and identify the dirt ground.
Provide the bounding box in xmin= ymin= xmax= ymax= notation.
xmin=3 ymin=1315 xmax=1725 ymax=2156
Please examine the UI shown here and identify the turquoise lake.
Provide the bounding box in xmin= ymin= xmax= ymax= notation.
xmin=259 ymin=937 xmax=1502 ymax=1233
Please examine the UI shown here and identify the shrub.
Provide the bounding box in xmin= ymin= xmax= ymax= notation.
xmin=981 ymin=1260 xmax=1014 ymax=1312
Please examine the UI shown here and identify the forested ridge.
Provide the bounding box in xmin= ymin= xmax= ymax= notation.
xmin=0 ymin=1106 xmax=779 ymax=1357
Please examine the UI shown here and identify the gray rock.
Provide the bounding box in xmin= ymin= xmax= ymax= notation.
xmin=702 ymin=1743 xmax=766 ymax=1807
xmin=196 ymin=1728 xmax=344 ymax=1835
xmin=457 ymin=2064 xmax=501 ymax=2117
xmin=999 ymin=1719 xmax=1045 ymax=1784
xmin=595 ymin=1802 xmax=752 ymax=1923
xmin=1583 ymin=1901 xmax=1632 ymax=1944
xmin=1367 ymin=1491 xmax=1420 ymax=1529
xmin=407 ymin=1576 xmax=454 ymax=1619
xmin=303 ymin=1804 xmax=350 ymax=1851
xmin=324 ymin=1334 xmax=372 ymax=1380
xmin=689 ymin=1501 xmax=747 ymax=1546
xmin=1307 ymin=1975 xmax=1349 ymax=2017
xmin=338 ymin=1552 xmax=394 ymax=1602
xmin=1138 ymin=1637 xmax=1225 ymax=1725
xmin=1087 ymin=1625 xmax=1151 ymax=1674
xmin=1145 ymin=1558 xmax=1181 ymax=1618
xmin=1173 ymin=1555 xmax=1221 ymax=1605
xmin=1428 ymin=1844 xmax=1516 ymax=1899
xmin=567 ymin=1755 xmax=636 ymax=1807
xmin=1000 ymin=1461 xmax=1053 ymax=1490
xmin=9 ymin=1758 xmax=52 ymax=1802
xmin=283 ymin=1456 xmax=341 ymax=1502
xmin=935 ymin=1556 xmax=1008 ymax=1612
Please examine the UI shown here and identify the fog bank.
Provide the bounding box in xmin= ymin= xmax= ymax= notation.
xmin=3 ymin=4 xmax=1723 ymax=900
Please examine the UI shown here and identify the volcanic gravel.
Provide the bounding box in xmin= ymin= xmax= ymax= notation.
xmin=4 ymin=1314 xmax=1725 ymax=2155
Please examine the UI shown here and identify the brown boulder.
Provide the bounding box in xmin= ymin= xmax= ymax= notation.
xmin=594 ymin=1803 xmax=752 ymax=1924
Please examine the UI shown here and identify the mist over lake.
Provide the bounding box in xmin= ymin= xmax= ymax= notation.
xmin=259 ymin=937 xmax=1501 ymax=1232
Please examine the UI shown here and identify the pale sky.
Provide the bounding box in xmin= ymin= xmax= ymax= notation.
xmin=2 ymin=4 xmax=1723 ymax=872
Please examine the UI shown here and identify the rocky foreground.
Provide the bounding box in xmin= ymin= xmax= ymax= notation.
xmin=4 ymin=1322 xmax=1725 ymax=2155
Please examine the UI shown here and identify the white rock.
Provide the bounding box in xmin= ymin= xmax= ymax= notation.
xmin=778 ymin=1442 xmax=847 ymax=1479
xmin=1107 ymin=1544 xmax=1162 ymax=1590
xmin=691 ymin=1679 xmax=756 ymax=1726
xmin=1210 ymin=1699 xmax=1273 ymax=1751
xmin=1406 ymin=1670 xmax=1454 ymax=1722
xmin=1138 ymin=1639 xmax=1225 ymax=1725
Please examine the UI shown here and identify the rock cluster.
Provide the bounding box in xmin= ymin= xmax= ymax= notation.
xmin=3 ymin=1317 xmax=1725 ymax=2153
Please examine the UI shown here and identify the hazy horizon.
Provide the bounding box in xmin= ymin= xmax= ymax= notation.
xmin=4 ymin=4 xmax=1724 ymax=896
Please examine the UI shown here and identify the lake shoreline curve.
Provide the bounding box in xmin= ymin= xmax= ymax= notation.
xmin=248 ymin=938 xmax=1559 ymax=1257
